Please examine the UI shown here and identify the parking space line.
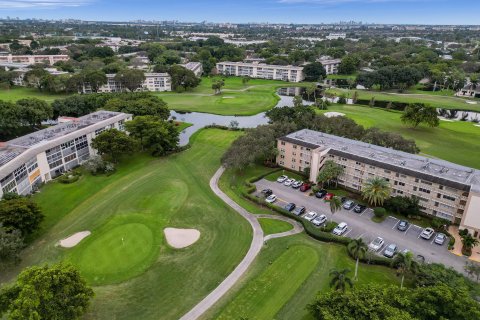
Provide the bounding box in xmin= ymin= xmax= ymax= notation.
xmin=343 ymin=229 xmax=352 ymax=237
xmin=359 ymin=209 xmax=368 ymax=216
xmin=392 ymin=219 xmax=400 ymax=230
xmin=356 ymin=233 xmax=365 ymax=239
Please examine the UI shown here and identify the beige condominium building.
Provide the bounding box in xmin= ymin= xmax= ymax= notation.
xmin=216 ymin=61 xmax=304 ymax=82
xmin=0 ymin=54 xmax=69 ymax=66
xmin=317 ymin=58 xmax=341 ymax=75
xmin=0 ymin=111 xmax=132 ymax=198
xmin=277 ymin=129 xmax=480 ymax=237
xmin=82 ymin=73 xmax=172 ymax=93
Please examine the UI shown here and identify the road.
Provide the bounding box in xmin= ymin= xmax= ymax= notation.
xmin=179 ymin=168 xmax=303 ymax=320
xmin=255 ymin=178 xmax=470 ymax=273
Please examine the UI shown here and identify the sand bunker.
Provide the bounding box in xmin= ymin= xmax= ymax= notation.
xmin=222 ymin=96 xmax=235 ymax=99
xmin=164 ymin=228 xmax=200 ymax=249
xmin=324 ymin=112 xmax=345 ymax=118
xmin=59 ymin=231 xmax=91 ymax=248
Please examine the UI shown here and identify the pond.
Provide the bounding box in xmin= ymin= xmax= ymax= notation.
xmin=173 ymin=88 xmax=313 ymax=145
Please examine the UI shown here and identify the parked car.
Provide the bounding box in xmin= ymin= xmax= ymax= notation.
xmin=304 ymin=211 xmax=318 ymax=221
xmin=299 ymin=183 xmax=311 ymax=192
xmin=343 ymin=200 xmax=355 ymax=210
xmin=368 ymin=237 xmax=385 ymax=252
xmin=353 ymin=204 xmax=367 ymax=214
xmin=397 ymin=220 xmax=409 ymax=232
xmin=265 ymin=194 xmax=277 ymax=203
xmin=420 ymin=227 xmax=435 ymax=240
xmin=434 ymin=233 xmax=447 ymax=245
xmin=284 ymin=202 xmax=296 ymax=212
xmin=315 ymin=189 xmax=327 ymax=198
xmin=292 ymin=180 xmax=303 ymax=189
xmin=340 ymin=196 xmax=347 ymax=203
xmin=332 ymin=222 xmax=348 ymax=236
xmin=276 ymin=175 xmax=288 ymax=183
xmin=284 ymin=178 xmax=294 ymax=186
xmin=324 ymin=193 xmax=334 ymax=201
xmin=293 ymin=206 xmax=306 ymax=216
xmin=312 ymin=214 xmax=327 ymax=226
xmin=261 ymin=189 xmax=273 ymax=197
xmin=383 ymin=243 xmax=398 ymax=258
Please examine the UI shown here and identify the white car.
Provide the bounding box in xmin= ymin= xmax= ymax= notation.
xmin=368 ymin=237 xmax=385 ymax=252
xmin=265 ymin=194 xmax=277 ymax=203
xmin=420 ymin=227 xmax=435 ymax=240
xmin=434 ymin=233 xmax=447 ymax=245
xmin=284 ymin=179 xmax=294 ymax=186
xmin=277 ymin=175 xmax=288 ymax=183
xmin=292 ymin=180 xmax=303 ymax=188
xmin=332 ymin=222 xmax=348 ymax=236
xmin=312 ymin=214 xmax=327 ymax=226
xmin=304 ymin=211 xmax=318 ymax=221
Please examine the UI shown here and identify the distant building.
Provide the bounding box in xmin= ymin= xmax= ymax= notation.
xmin=326 ymin=33 xmax=346 ymax=40
xmin=180 ymin=62 xmax=203 ymax=77
xmin=317 ymin=58 xmax=342 ymax=75
xmin=0 ymin=111 xmax=132 ymax=197
xmin=11 ymin=68 xmax=69 ymax=86
xmin=0 ymin=54 xmax=69 ymax=66
xmin=216 ymin=61 xmax=304 ymax=82
xmin=82 ymin=73 xmax=171 ymax=93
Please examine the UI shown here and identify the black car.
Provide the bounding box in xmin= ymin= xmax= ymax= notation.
xmin=397 ymin=220 xmax=409 ymax=232
xmin=261 ymin=189 xmax=273 ymax=197
xmin=340 ymin=196 xmax=347 ymax=203
xmin=292 ymin=206 xmax=306 ymax=216
xmin=284 ymin=202 xmax=296 ymax=212
xmin=315 ymin=189 xmax=327 ymax=198
xmin=353 ymin=204 xmax=367 ymax=214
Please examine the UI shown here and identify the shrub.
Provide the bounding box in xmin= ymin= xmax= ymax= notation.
xmin=373 ymin=207 xmax=386 ymax=218
xmin=58 ymin=171 xmax=81 ymax=184
xmin=83 ymin=155 xmax=115 ymax=176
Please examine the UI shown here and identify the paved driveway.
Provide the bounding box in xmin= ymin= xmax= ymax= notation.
xmin=256 ymin=179 xmax=469 ymax=273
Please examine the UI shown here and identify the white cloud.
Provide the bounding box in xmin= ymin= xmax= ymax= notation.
xmin=0 ymin=0 xmax=91 ymax=8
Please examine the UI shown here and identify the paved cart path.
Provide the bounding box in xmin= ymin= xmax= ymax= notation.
xmin=179 ymin=167 xmax=303 ymax=320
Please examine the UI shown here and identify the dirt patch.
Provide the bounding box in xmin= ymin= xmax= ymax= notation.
xmin=59 ymin=231 xmax=91 ymax=248
xmin=164 ymin=228 xmax=200 ymax=249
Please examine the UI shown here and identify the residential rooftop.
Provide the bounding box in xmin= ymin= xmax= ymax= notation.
xmin=280 ymin=129 xmax=480 ymax=192
xmin=0 ymin=111 xmax=125 ymax=167
xmin=217 ymin=61 xmax=304 ymax=70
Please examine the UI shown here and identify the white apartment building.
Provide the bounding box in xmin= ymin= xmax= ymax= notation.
xmin=216 ymin=61 xmax=304 ymax=82
xmin=11 ymin=68 xmax=69 ymax=86
xmin=180 ymin=62 xmax=204 ymax=77
xmin=277 ymin=129 xmax=480 ymax=237
xmin=0 ymin=54 xmax=69 ymax=66
xmin=317 ymin=58 xmax=342 ymax=75
xmin=0 ymin=111 xmax=132 ymax=198
xmin=83 ymin=73 xmax=172 ymax=93
xmin=326 ymin=33 xmax=347 ymax=40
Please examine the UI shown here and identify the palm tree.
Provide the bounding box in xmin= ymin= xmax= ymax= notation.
xmin=329 ymin=268 xmax=353 ymax=293
xmin=329 ymin=196 xmax=342 ymax=215
xmin=361 ymin=177 xmax=391 ymax=207
xmin=348 ymin=238 xmax=367 ymax=280
xmin=392 ymin=251 xmax=419 ymax=289
xmin=461 ymin=233 xmax=479 ymax=256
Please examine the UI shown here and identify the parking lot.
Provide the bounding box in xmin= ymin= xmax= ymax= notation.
xmin=255 ymin=178 xmax=468 ymax=273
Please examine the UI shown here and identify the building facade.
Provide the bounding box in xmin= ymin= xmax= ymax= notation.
xmin=0 ymin=54 xmax=69 ymax=66
xmin=180 ymin=62 xmax=204 ymax=77
xmin=276 ymin=129 xmax=480 ymax=236
xmin=317 ymin=58 xmax=341 ymax=75
xmin=216 ymin=61 xmax=304 ymax=82
xmin=82 ymin=73 xmax=172 ymax=93
xmin=0 ymin=111 xmax=132 ymax=198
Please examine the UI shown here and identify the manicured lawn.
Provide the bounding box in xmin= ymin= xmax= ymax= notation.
xmin=326 ymin=88 xmax=480 ymax=112
xmin=318 ymin=104 xmax=480 ymax=169
xmin=258 ymin=218 xmax=294 ymax=235
xmin=155 ymin=76 xmax=313 ymax=116
xmin=326 ymin=74 xmax=357 ymax=80
xmin=0 ymin=87 xmax=70 ymax=102
xmin=2 ymin=129 xmax=252 ymax=320
xmin=175 ymin=121 xmax=193 ymax=131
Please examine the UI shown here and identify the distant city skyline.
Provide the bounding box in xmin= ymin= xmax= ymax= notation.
xmin=0 ymin=0 xmax=479 ymax=25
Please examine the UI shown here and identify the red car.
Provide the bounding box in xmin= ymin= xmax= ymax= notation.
xmin=324 ymin=193 xmax=334 ymax=200
xmin=299 ymin=183 xmax=311 ymax=192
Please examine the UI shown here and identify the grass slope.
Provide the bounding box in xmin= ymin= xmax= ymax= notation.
xmin=318 ymin=104 xmax=480 ymax=168
xmin=0 ymin=87 xmax=69 ymax=102
xmin=258 ymin=218 xmax=294 ymax=236
xmin=1 ymin=129 xmax=251 ymax=320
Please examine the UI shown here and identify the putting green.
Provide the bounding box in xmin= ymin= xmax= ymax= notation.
xmin=71 ymin=223 xmax=155 ymax=285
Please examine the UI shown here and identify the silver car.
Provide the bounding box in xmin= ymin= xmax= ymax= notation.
xmin=312 ymin=214 xmax=327 ymax=226
xmin=434 ymin=233 xmax=447 ymax=245
xmin=383 ymin=243 xmax=398 ymax=258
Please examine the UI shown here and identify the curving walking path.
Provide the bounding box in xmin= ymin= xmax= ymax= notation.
xmin=179 ymin=167 xmax=303 ymax=320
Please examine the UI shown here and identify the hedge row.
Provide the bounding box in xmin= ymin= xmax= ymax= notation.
xmin=355 ymin=98 xmax=408 ymax=111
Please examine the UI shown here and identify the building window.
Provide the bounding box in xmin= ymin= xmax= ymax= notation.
xmin=443 ymin=195 xmax=456 ymax=201
xmin=419 ymin=187 xmax=431 ymax=194
xmin=281 ymin=141 xmax=285 ymax=146
xmin=384 ymin=170 xmax=391 ymax=174
xmin=293 ymin=145 xmax=297 ymax=149
xmin=355 ymin=161 xmax=361 ymax=165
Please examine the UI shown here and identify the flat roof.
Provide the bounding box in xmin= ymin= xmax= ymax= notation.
xmin=217 ymin=61 xmax=304 ymax=70
xmin=0 ymin=111 xmax=129 ymax=167
xmin=280 ymin=129 xmax=480 ymax=192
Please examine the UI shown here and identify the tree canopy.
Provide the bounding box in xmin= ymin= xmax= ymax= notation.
xmin=303 ymin=62 xmax=327 ymax=82
xmin=91 ymin=129 xmax=137 ymax=163
xmin=401 ymin=103 xmax=439 ymax=128
xmin=0 ymin=197 xmax=44 ymax=236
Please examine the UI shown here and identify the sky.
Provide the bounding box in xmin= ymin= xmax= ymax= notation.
xmin=0 ymin=0 xmax=479 ymax=25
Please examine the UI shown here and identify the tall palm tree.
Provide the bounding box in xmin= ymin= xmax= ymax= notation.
xmin=461 ymin=233 xmax=479 ymax=255
xmin=362 ymin=177 xmax=391 ymax=207
xmin=348 ymin=238 xmax=367 ymax=280
xmin=329 ymin=196 xmax=342 ymax=215
xmin=392 ymin=251 xmax=419 ymax=289
xmin=329 ymin=268 xmax=353 ymax=293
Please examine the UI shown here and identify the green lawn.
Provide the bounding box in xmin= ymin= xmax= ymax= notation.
xmin=326 ymin=88 xmax=480 ymax=112
xmin=318 ymin=104 xmax=480 ymax=169
xmin=0 ymin=87 xmax=70 ymax=102
xmin=175 ymin=121 xmax=193 ymax=131
xmin=326 ymin=74 xmax=357 ymax=80
xmin=1 ymin=129 xmax=252 ymax=320
xmin=258 ymin=218 xmax=294 ymax=235
xmin=155 ymin=76 xmax=312 ymax=116
xmin=207 ymin=167 xmax=400 ymax=320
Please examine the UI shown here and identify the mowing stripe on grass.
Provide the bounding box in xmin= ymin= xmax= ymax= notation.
xmin=215 ymin=245 xmax=318 ymax=320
